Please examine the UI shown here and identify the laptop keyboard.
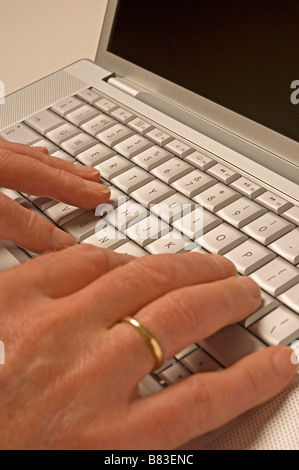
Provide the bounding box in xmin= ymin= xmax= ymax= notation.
xmin=0 ymin=87 xmax=298 ymax=394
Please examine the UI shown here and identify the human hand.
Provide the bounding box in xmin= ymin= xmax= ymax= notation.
xmin=0 ymin=247 xmax=296 ymax=449
xmin=0 ymin=140 xmax=110 ymax=253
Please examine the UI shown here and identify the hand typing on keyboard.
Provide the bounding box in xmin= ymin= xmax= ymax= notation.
xmin=0 ymin=243 xmax=297 ymax=449
xmin=0 ymin=140 xmax=111 ymax=253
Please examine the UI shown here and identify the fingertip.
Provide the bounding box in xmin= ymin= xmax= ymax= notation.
xmin=271 ymin=346 xmax=299 ymax=379
xmin=52 ymin=228 xmax=77 ymax=250
xmin=33 ymin=146 xmax=49 ymax=155
xmin=83 ymin=180 xmax=111 ymax=205
xmin=208 ymin=254 xmax=238 ymax=278
xmin=73 ymin=165 xmax=101 ymax=181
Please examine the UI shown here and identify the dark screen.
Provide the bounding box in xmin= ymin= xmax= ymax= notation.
xmin=108 ymin=0 xmax=299 ymax=143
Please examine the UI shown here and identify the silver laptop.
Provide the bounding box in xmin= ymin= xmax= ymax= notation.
xmin=0 ymin=0 xmax=298 ymax=450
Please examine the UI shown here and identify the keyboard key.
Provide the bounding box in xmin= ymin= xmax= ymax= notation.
xmin=151 ymin=158 xmax=193 ymax=184
xmin=172 ymin=169 xmax=216 ymax=198
xmin=107 ymin=186 xmax=129 ymax=209
xmin=241 ymin=291 xmax=279 ymax=327
xmin=76 ymin=143 xmax=116 ymax=167
xmin=184 ymin=149 xmax=216 ymax=171
xmin=111 ymin=167 xmax=154 ymax=194
xmin=51 ymin=96 xmax=84 ymax=117
xmin=145 ymin=128 xmax=173 ymax=146
xmin=0 ymin=245 xmax=21 ymax=271
xmin=76 ymin=88 xmax=102 ymax=105
xmin=113 ymin=135 xmax=153 ymax=159
xmin=250 ymin=257 xmax=299 ymax=296
xmin=94 ymin=98 xmax=118 ymax=114
xmin=157 ymin=362 xmax=191 ymax=385
xmin=46 ymin=122 xmax=81 ymax=146
xmin=164 ymin=139 xmax=194 ymax=158
xmin=151 ymin=193 xmax=194 ymax=224
xmin=25 ymin=109 xmax=66 ymax=135
xmin=249 ymin=306 xmax=299 ymax=346
xmin=61 ymin=133 xmax=98 ymax=157
xmin=62 ymin=211 xmax=100 ymax=242
xmin=175 ymin=344 xmax=198 ymax=360
xmin=127 ymin=117 xmax=154 ymax=135
xmin=126 ymin=215 xmax=170 ymax=247
xmin=130 ymin=180 xmax=175 ymax=208
xmin=255 ymin=191 xmax=293 ymax=215
xmin=103 ymin=199 xmax=148 ymax=231
xmin=199 ymin=324 xmax=265 ymax=367
xmin=83 ymin=224 xmax=127 ymax=250
xmin=32 ymin=139 xmax=59 ymax=155
xmin=110 ymin=107 xmax=136 ymax=124
xmin=207 ymin=163 xmax=240 ymax=184
xmin=139 ymin=375 xmax=164 ymax=397
xmin=216 ymin=197 xmax=267 ymax=229
xmin=51 ymin=150 xmax=76 ymax=162
xmin=230 ymin=177 xmax=266 ymax=199
xmin=268 ymin=228 xmax=299 ymax=264
xmin=114 ymin=241 xmax=147 ymax=257
xmin=0 ymin=188 xmax=24 ymax=202
xmin=172 ymin=207 xmax=221 ymax=240
xmin=146 ymin=231 xmax=196 ymax=254
xmin=81 ymin=114 xmax=117 ymax=136
xmin=97 ymin=124 xmax=134 ymax=147
xmin=278 ymin=284 xmax=299 ymax=314
xmin=132 ymin=146 xmax=172 ymax=171
xmin=196 ymin=222 xmax=248 ymax=255
xmin=0 ymin=123 xmax=40 ymax=145
xmin=181 ymin=348 xmax=221 ymax=373
xmin=282 ymin=205 xmax=299 ymax=225
xmin=225 ymin=239 xmax=276 ymax=275
xmin=242 ymin=212 xmax=294 ymax=245
xmin=0 ymin=240 xmax=30 ymax=264
xmin=26 ymin=195 xmax=57 ymax=211
xmin=193 ymin=182 xmax=241 ymax=213
xmin=94 ymin=154 xmax=133 ymax=181
xmin=66 ymin=104 xmax=99 ymax=127
xmin=44 ymin=203 xmax=85 ymax=226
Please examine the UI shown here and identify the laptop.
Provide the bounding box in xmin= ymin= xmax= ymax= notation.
xmin=0 ymin=0 xmax=298 ymax=450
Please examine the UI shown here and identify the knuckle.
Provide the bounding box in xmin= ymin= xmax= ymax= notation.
xmin=0 ymin=148 xmax=13 ymax=166
xmin=76 ymin=244 xmax=114 ymax=273
xmin=186 ymin=375 xmax=214 ymax=426
xmin=128 ymin=255 xmax=175 ymax=290
xmin=23 ymin=208 xmax=43 ymax=232
xmin=241 ymin=361 xmax=266 ymax=400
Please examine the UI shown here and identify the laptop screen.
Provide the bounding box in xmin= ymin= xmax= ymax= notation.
xmin=108 ymin=0 xmax=299 ymax=143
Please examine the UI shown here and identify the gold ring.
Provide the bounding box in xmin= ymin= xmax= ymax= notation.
xmin=120 ymin=317 xmax=164 ymax=371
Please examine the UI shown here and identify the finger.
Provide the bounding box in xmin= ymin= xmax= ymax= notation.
xmin=129 ymin=346 xmax=298 ymax=449
xmin=17 ymin=244 xmax=134 ymax=299
xmin=107 ymin=275 xmax=262 ymax=380
xmin=0 ymin=193 xmax=76 ymax=253
xmin=0 ymin=148 xmax=110 ymax=209
xmin=70 ymin=252 xmax=238 ymax=326
xmin=0 ymin=139 xmax=101 ymax=181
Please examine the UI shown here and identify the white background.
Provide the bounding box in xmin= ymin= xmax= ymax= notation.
xmin=1 ymin=0 xmax=108 ymax=96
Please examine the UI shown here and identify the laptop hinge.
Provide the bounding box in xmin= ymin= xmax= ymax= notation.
xmin=107 ymin=76 xmax=144 ymax=97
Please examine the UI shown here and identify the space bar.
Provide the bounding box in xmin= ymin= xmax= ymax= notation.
xmin=199 ymin=324 xmax=266 ymax=368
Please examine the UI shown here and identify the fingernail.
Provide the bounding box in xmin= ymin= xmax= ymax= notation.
xmin=235 ymin=276 xmax=261 ymax=300
xmin=272 ymin=347 xmax=299 ymax=377
xmin=52 ymin=229 xmax=77 ymax=249
xmin=84 ymin=180 xmax=111 ymax=194
xmin=209 ymin=254 xmax=238 ymax=278
xmin=34 ymin=146 xmax=49 ymax=154
xmin=75 ymin=166 xmax=100 ymax=177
